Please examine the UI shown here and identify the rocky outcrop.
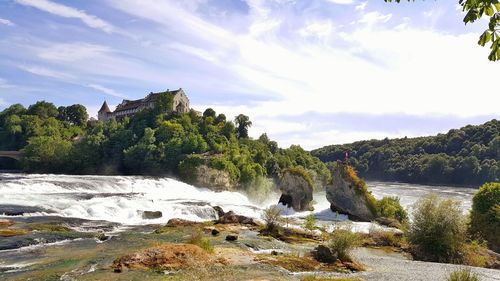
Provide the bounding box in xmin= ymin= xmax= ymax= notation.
xmin=141 ymin=211 xmax=162 ymax=219
xmin=312 ymin=245 xmax=338 ymax=263
xmin=326 ymin=165 xmax=376 ymax=221
xmin=278 ymin=168 xmax=313 ymax=211
xmin=112 ymin=243 xmax=212 ymax=272
xmin=191 ymin=165 xmax=234 ymax=191
xmin=213 ymin=206 xmax=258 ymax=226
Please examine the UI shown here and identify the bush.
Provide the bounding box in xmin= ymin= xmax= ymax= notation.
xmin=409 ymin=194 xmax=467 ymax=262
xmin=303 ymin=214 xmax=316 ymax=232
xmin=469 ymin=182 xmax=500 ymax=252
xmin=187 ymin=229 xmax=213 ymax=253
xmin=376 ymin=196 xmax=408 ymax=224
xmin=263 ymin=206 xmax=283 ymax=233
xmin=367 ymin=229 xmax=404 ymax=247
xmin=329 ymin=226 xmax=361 ymax=262
xmin=446 ymin=269 xmax=479 ymax=281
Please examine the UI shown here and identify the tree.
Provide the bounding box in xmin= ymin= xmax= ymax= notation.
xmin=234 ymin=114 xmax=252 ymax=139
xmin=203 ymin=108 xmax=216 ymax=119
xmin=58 ymin=104 xmax=88 ymax=127
xmin=27 ymin=101 xmax=58 ymax=118
xmin=386 ymin=0 xmax=500 ymax=61
xmin=469 ymin=182 xmax=500 ymax=252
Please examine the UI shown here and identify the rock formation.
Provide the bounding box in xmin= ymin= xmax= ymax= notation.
xmin=326 ymin=164 xmax=376 ymax=221
xmin=191 ymin=165 xmax=234 ymax=191
xmin=278 ymin=168 xmax=313 ymax=211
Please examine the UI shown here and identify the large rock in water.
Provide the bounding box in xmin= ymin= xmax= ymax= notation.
xmin=191 ymin=165 xmax=234 ymax=191
xmin=326 ymin=165 xmax=376 ymax=221
xmin=278 ymin=169 xmax=313 ymax=211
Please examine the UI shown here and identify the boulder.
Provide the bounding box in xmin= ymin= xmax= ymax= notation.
xmin=211 ymin=229 xmax=220 ymax=236
xmin=141 ymin=211 xmax=162 ymax=219
xmin=225 ymin=234 xmax=238 ymax=241
xmin=326 ymin=165 xmax=376 ymax=222
xmin=213 ymin=206 xmax=257 ymax=226
xmin=166 ymin=218 xmax=200 ymax=227
xmin=212 ymin=206 xmax=225 ymax=218
xmin=192 ymin=165 xmax=234 ymax=191
xmin=278 ymin=169 xmax=313 ymax=211
xmin=312 ymin=245 xmax=338 ymax=263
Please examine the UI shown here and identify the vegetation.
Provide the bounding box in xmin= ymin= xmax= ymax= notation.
xmin=303 ymin=214 xmax=317 ymax=232
xmin=469 ymin=182 xmax=500 ymax=252
xmin=386 ymin=0 xmax=500 ymax=61
xmin=187 ymin=229 xmax=214 ymax=253
xmin=262 ymin=206 xmax=283 ymax=233
xmin=329 ymin=226 xmax=361 ymax=262
xmin=375 ymin=196 xmax=408 ymax=225
xmin=409 ymin=195 xmax=467 ymax=262
xmin=0 ymin=101 xmax=330 ymax=192
xmin=446 ymin=269 xmax=479 ymax=281
xmin=312 ymin=120 xmax=500 ymax=186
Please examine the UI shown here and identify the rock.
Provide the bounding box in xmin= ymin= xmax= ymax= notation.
xmin=95 ymin=231 xmax=108 ymax=241
xmin=218 ymin=210 xmax=257 ymax=226
xmin=375 ymin=217 xmax=402 ymax=229
xmin=192 ymin=165 xmax=234 ymax=191
xmin=0 ymin=219 xmax=14 ymax=227
xmin=212 ymin=206 xmax=225 ymax=218
xmin=271 ymin=250 xmax=279 ymax=255
xmin=112 ymin=243 xmax=210 ymax=272
xmin=211 ymin=229 xmax=220 ymax=236
xmin=166 ymin=218 xmax=200 ymax=227
xmin=326 ymin=164 xmax=376 ymax=222
xmin=278 ymin=169 xmax=313 ymax=211
xmin=225 ymin=234 xmax=238 ymax=241
xmin=141 ymin=211 xmax=162 ymax=220
xmin=312 ymin=245 xmax=338 ymax=263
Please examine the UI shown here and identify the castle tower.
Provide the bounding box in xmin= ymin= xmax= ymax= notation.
xmin=98 ymin=101 xmax=111 ymax=121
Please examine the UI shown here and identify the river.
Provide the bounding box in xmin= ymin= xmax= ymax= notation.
xmin=0 ymin=173 xmax=477 ymax=226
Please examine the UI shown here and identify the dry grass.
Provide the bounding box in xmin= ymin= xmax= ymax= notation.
xmin=0 ymin=228 xmax=28 ymax=237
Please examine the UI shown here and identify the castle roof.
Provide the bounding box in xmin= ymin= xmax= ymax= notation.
xmin=98 ymin=101 xmax=111 ymax=113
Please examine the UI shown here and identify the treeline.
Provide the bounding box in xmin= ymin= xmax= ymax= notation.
xmin=0 ymin=96 xmax=330 ymax=190
xmin=311 ymin=120 xmax=500 ymax=186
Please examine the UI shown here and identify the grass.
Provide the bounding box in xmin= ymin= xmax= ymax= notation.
xmin=446 ymin=269 xmax=479 ymax=281
xmin=0 ymin=228 xmax=28 ymax=237
xmin=366 ymin=229 xmax=405 ymax=248
xmin=187 ymin=229 xmax=214 ymax=253
xmin=329 ymin=228 xmax=361 ymax=262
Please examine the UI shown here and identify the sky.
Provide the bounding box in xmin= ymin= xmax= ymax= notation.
xmin=0 ymin=0 xmax=499 ymax=150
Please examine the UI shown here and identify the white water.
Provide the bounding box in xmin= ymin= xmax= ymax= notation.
xmin=0 ymin=174 xmax=477 ymax=231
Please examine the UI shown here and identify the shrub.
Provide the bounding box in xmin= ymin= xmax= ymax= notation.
xmin=187 ymin=229 xmax=213 ymax=253
xmin=376 ymin=196 xmax=408 ymax=224
xmin=446 ymin=269 xmax=479 ymax=281
xmin=461 ymin=240 xmax=493 ymax=268
xmin=367 ymin=229 xmax=404 ymax=247
xmin=263 ymin=206 xmax=283 ymax=234
xmin=409 ymin=194 xmax=467 ymax=262
xmin=285 ymin=166 xmax=315 ymax=190
xmin=329 ymin=226 xmax=361 ymax=262
xmin=469 ymin=182 xmax=500 ymax=252
xmin=303 ymin=214 xmax=316 ymax=232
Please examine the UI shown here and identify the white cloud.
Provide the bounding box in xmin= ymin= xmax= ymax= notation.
xmin=325 ymin=0 xmax=355 ymax=4
xmin=298 ymin=20 xmax=334 ymax=39
xmin=355 ymin=2 xmax=368 ymax=11
xmin=358 ymin=11 xmax=392 ymax=26
xmin=36 ymin=43 xmax=112 ymax=62
xmin=18 ymin=65 xmax=74 ymax=80
xmin=0 ymin=98 xmax=6 ymax=107
xmin=87 ymin=84 xmax=128 ymax=99
xmin=0 ymin=78 xmax=15 ymax=89
xmin=15 ymin=0 xmax=115 ymax=33
xmin=0 ymin=18 xmax=15 ymax=26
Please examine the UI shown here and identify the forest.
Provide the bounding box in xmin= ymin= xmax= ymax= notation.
xmin=0 ymin=94 xmax=330 ymax=191
xmin=312 ymin=120 xmax=500 ymax=186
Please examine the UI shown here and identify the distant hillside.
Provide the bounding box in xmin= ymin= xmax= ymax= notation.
xmin=311 ymin=119 xmax=500 ymax=186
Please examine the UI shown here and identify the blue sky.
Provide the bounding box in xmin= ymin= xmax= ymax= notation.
xmin=0 ymin=0 xmax=499 ymax=149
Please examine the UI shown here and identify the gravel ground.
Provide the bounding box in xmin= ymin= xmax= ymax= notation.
xmin=346 ymin=248 xmax=500 ymax=281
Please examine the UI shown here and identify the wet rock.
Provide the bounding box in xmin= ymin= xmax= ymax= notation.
xmin=211 ymin=229 xmax=220 ymax=236
xmin=312 ymin=245 xmax=338 ymax=263
xmin=95 ymin=231 xmax=108 ymax=241
xmin=218 ymin=211 xmax=257 ymax=225
xmin=326 ymin=164 xmax=376 ymax=222
xmin=141 ymin=211 xmax=162 ymax=219
xmin=191 ymin=165 xmax=234 ymax=191
xmin=166 ymin=218 xmax=200 ymax=227
xmin=225 ymin=234 xmax=238 ymax=241
xmin=375 ymin=217 xmax=403 ymax=229
xmin=212 ymin=206 xmax=225 ymax=218
xmin=112 ymin=243 xmax=211 ymax=272
xmin=0 ymin=205 xmax=50 ymax=216
xmin=278 ymin=169 xmax=313 ymax=211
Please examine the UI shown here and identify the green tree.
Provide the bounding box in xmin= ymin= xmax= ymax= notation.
xmin=386 ymin=0 xmax=500 ymax=61
xmin=27 ymin=101 xmax=58 ymax=118
xmin=234 ymin=114 xmax=252 ymax=139
xmin=469 ymin=182 xmax=500 ymax=252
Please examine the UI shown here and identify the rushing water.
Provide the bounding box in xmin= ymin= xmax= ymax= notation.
xmin=0 ymin=173 xmax=477 ymax=227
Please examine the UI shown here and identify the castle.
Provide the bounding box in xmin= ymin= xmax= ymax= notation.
xmin=98 ymin=88 xmax=190 ymax=121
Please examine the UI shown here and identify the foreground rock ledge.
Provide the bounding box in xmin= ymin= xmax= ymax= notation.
xmin=112 ymin=243 xmax=224 ymax=272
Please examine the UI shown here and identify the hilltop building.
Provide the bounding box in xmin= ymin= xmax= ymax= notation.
xmin=98 ymin=88 xmax=190 ymax=121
